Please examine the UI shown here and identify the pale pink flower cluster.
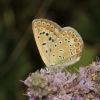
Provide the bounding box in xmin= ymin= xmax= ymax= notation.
xmin=24 ymin=62 xmax=100 ymax=100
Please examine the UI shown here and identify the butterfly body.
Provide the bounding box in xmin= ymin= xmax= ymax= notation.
xmin=32 ymin=19 xmax=83 ymax=71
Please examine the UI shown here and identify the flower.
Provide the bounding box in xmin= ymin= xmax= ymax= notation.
xmin=24 ymin=62 xmax=100 ymax=100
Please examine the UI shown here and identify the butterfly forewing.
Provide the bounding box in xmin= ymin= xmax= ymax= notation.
xmin=32 ymin=19 xmax=62 ymax=67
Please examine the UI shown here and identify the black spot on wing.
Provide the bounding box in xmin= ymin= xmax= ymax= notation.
xmin=52 ymin=39 xmax=54 ymax=42
xmin=42 ymin=43 xmax=46 ymax=45
xmin=38 ymin=36 xmax=40 ymax=38
xmin=46 ymin=50 xmax=48 ymax=53
xmin=46 ymin=33 xmax=49 ymax=36
xmin=49 ymin=37 xmax=52 ymax=41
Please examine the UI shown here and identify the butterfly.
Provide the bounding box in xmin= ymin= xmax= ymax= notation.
xmin=32 ymin=18 xmax=84 ymax=71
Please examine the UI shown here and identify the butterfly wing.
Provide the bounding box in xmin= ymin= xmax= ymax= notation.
xmin=32 ymin=19 xmax=84 ymax=71
xmin=59 ymin=27 xmax=84 ymax=67
xmin=32 ymin=19 xmax=62 ymax=67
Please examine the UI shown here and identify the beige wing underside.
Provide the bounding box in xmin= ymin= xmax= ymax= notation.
xmin=32 ymin=19 xmax=83 ymax=69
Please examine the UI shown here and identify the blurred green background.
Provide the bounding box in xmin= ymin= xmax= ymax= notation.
xmin=0 ymin=0 xmax=100 ymax=100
